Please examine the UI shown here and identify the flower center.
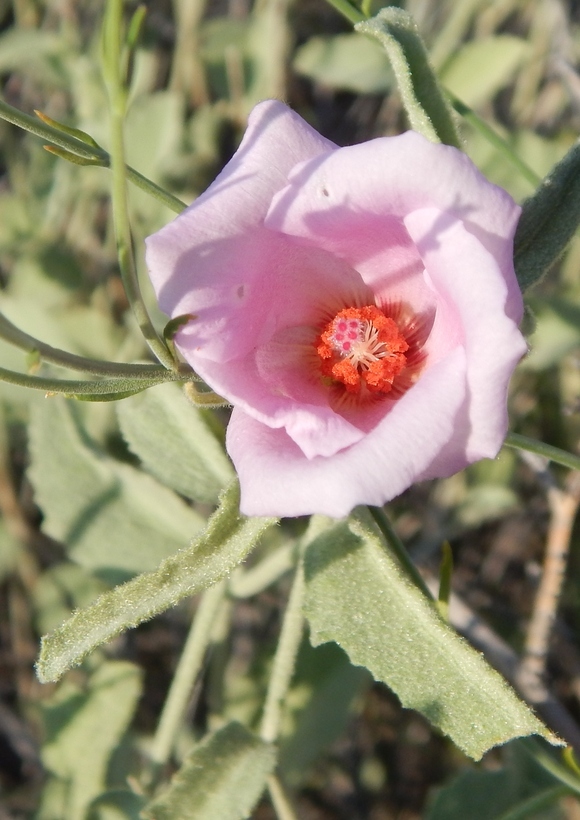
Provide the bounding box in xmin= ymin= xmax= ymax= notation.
xmin=316 ymin=305 xmax=409 ymax=395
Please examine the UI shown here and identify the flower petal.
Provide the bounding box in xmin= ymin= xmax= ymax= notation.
xmin=265 ymin=130 xmax=521 ymax=318
xmin=145 ymin=100 xmax=336 ymax=362
xmin=227 ymin=348 xmax=468 ymax=518
xmin=404 ymin=207 xmax=527 ymax=461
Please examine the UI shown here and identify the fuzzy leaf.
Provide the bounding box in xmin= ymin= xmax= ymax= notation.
xmin=356 ymin=8 xmax=459 ymax=147
xmin=117 ymin=382 xmax=233 ymax=504
xmin=28 ymin=398 xmax=205 ymax=584
xmin=514 ymin=140 xmax=580 ymax=290
xmin=303 ymin=510 xmax=559 ymax=760
xmin=41 ymin=661 xmax=142 ymax=820
xmin=426 ymin=740 xmax=566 ymax=819
xmin=36 ymin=482 xmax=275 ymax=682
xmin=441 ymin=36 xmax=529 ymax=108
xmin=294 ymin=33 xmax=393 ymax=94
xmin=142 ymin=722 xmax=276 ymax=820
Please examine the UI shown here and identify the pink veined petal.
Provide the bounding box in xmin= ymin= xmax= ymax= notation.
xmin=227 ymin=348 xmax=468 ymax=518
xmin=265 ymin=131 xmax=521 ymax=320
xmin=404 ymin=207 xmax=527 ymax=462
xmin=145 ymin=100 xmax=337 ymax=362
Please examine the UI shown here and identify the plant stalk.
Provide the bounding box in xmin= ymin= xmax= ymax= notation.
xmin=259 ymin=556 xmax=305 ymax=744
xmin=0 ymin=311 xmax=192 ymax=378
xmin=103 ymin=0 xmax=175 ymax=369
xmin=149 ymin=580 xmax=227 ymax=769
xmin=504 ymin=432 xmax=580 ymax=473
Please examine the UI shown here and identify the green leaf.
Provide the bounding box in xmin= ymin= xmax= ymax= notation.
xmin=124 ymin=91 xmax=184 ymax=220
xmin=514 ymin=140 xmax=580 ymax=291
xmin=142 ymin=722 xmax=276 ymax=820
xmin=36 ymin=482 xmax=276 ymax=682
xmin=294 ymin=33 xmax=393 ymax=94
xmin=522 ymin=296 xmax=580 ymax=370
xmin=426 ymin=740 xmax=567 ymax=820
xmin=87 ymin=789 xmax=146 ymax=820
xmin=355 ymin=8 xmax=460 ymax=147
xmin=117 ymin=382 xmax=234 ymax=504
xmin=32 ymin=563 xmax=106 ymax=636
xmin=279 ymin=641 xmax=370 ymax=784
xmin=0 ymin=29 xmax=68 ymax=88
xmin=441 ymin=36 xmax=529 ymax=108
xmin=28 ymin=398 xmax=205 ymax=583
xmin=303 ymin=510 xmax=559 ymax=760
xmin=40 ymin=661 xmax=142 ymax=820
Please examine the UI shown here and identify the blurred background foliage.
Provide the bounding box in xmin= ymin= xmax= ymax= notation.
xmin=0 ymin=0 xmax=580 ymax=817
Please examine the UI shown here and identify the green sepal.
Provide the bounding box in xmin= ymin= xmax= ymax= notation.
xmin=356 ymin=8 xmax=460 ymax=148
xmin=126 ymin=4 xmax=147 ymax=50
xmin=163 ymin=314 xmax=195 ymax=343
xmin=35 ymin=109 xmax=102 ymax=150
xmin=43 ymin=145 xmax=103 ymax=167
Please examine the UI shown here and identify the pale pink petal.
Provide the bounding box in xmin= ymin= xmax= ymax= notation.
xmin=145 ymin=100 xmax=337 ymax=362
xmin=227 ymin=348 xmax=468 ymax=518
xmin=404 ymin=208 xmax=526 ymax=461
xmin=198 ymin=347 xmax=366 ymax=459
xmin=265 ymin=131 xmax=521 ymax=317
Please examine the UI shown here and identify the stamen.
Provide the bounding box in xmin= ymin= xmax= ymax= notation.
xmin=316 ymin=306 xmax=409 ymax=395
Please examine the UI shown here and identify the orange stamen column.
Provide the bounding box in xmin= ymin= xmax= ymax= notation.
xmin=316 ymin=306 xmax=409 ymax=395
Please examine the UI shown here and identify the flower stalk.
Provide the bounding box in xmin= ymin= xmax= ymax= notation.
xmin=504 ymin=432 xmax=580 ymax=474
xmin=149 ymin=579 xmax=228 ymax=771
xmin=259 ymin=554 xmax=305 ymax=744
xmin=0 ymin=310 xmax=192 ymax=379
xmin=102 ymin=0 xmax=176 ymax=371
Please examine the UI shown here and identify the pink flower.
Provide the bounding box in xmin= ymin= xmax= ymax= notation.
xmin=146 ymin=100 xmax=526 ymax=518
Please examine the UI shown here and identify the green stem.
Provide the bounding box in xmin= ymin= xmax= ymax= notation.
xmin=369 ymin=506 xmax=434 ymax=601
xmin=125 ymin=165 xmax=186 ymax=215
xmin=259 ymin=556 xmax=305 ymax=744
xmin=103 ymin=0 xmax=175 ymax=370
xmin=324 ymin=0 xmax=365 ymax=25
xmin=504 ymin=432 xmax=580 ymax=473
xmin=149 ymin=579 xmax=227 ymax=769
xmin=522 ymin=739 xmax=580 ymax=796
xmin=448 ymin=93 xmax=541 ymax=188
xmin=0 ymin=365 xmax=186 ymax=396
xmin=0 ymin=310 xmax=192 ymax=378
xmin=0 ymin=98 xmax=186 ymax=214
xmin=267 ymin=774 xmax=300 ymax=820
xmin=229 ymin=543 xmax=295 ymax=598
xmin=497 ymin=786 xmax=570 ymax=820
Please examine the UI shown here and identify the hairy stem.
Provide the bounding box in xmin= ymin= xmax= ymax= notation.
xmin=149 ymin=580 xmax=227 ymax=769
xmin=259 ymin=557 xmax=305 ymax=744
xmin=103 ymin=0 xmax=175 ymax=369
xmin=0 ymin=310 xmax=192 ymax=378
xmin=267 ymin=774 xmax=300 ymax=820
